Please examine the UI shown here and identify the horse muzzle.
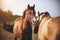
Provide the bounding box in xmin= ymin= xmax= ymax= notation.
xmin=31 ymin=17 xmax=37 ymax=25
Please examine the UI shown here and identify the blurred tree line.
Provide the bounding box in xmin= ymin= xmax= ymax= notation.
xmin=0 ymin=8 xmax=20 ymax=23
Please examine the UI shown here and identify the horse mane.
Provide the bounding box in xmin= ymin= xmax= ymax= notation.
xmin=45 ymin=11 xmax=51 ymax=17
xmin=41 ymin=12 xmax=51 ymax=20
xmin=40 ymin=11 xmax=50 ymax=17
xmin=22 ymin=10 xmax=26 ymax=19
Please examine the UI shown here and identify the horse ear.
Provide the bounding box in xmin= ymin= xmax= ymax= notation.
xmin=28 ymin=4 xmax=30 ymax=8
xmin=38 ymin=11 xmax=40 ymax=16
xmin=33 ymin=4 xmax=35 ymax=8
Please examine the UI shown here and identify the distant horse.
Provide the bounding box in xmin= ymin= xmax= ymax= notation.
xmin=3 ymin=22 xmax=14 ymax=33
xmin=38 ymin=12 xmax=60 ymax=40
xmin=3 ymin=17 xmax=21 ymax=33
xmin=13 ymin=4 xmax=36 ymax=40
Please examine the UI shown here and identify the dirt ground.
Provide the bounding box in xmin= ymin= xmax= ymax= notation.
xmin=0 ymin=24 xmax=38 ymax=40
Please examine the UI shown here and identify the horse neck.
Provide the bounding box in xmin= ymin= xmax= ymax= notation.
xmin=41 ymin=16 xmax=51 ymax=22
xmin=23 ymin=13 xmax=32 ymax=22
xmin=23 ymin=17 xmax=27 ymax=21
xmin=22 ymin=16 xmax=30 ymax=30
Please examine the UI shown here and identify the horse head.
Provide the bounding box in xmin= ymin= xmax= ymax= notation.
xmin=34 ymin=11 xmax=51 ymax=34
xmin=37 ymin=11 xmax=51 ymax=23
xmin=23 ymin=4 xmax=36 ymax=24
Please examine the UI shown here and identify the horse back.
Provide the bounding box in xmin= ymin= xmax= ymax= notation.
xmin=38 ymin=16 xmax=60 ymax=40
xmin=48 ymin=16 xmax=60 ymax=40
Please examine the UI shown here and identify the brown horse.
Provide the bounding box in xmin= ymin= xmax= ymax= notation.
xmin=3 ymin=22 xmax=14 ymax=33
xmin=38 ymin=12 xmax=60 ymax=40
xmin=13 ymin=4 xmax=36 ymax=40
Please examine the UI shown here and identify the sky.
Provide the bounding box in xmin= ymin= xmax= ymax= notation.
xmin=0 ymin=0 xmax=60 ymax=17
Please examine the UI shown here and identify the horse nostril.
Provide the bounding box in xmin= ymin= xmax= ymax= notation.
xmin=33 ymin=21 xmax=34 ymax=22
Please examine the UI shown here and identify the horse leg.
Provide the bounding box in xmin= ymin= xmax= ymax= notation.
xmin=20 ymin=34 xmax=22 ymax=40
xmin=15 ymin=36 xmax=17 ymax=40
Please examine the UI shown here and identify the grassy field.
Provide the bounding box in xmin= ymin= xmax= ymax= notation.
xmin=0 ymin=23 xmax=14 ymax=40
